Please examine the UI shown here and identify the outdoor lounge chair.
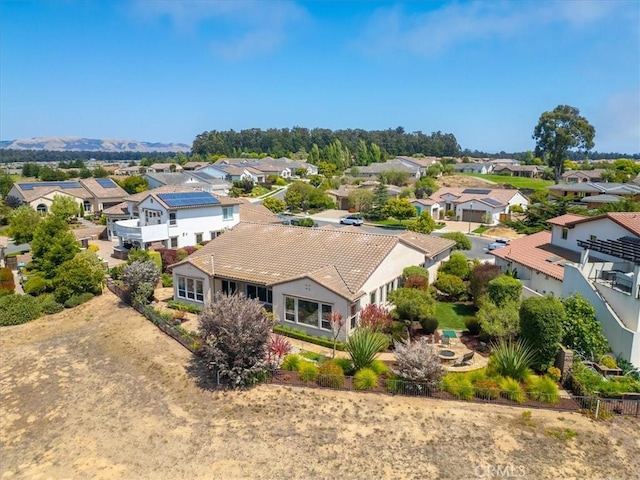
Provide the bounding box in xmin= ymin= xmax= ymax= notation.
xmin=453 ymin=352 xmax=474 ymax=367
xmin=440 ymin=336 xmax=450 ymax=348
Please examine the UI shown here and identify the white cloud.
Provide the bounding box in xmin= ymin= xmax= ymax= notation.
xmin=129 ymin=0 xmax=307 ymax=59
xmin=354 ymin=1 xmax=626 ymax=57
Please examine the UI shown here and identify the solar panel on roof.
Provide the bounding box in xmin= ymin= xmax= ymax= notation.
xmin=462 ymin=188 xmax=491 ymax=195
xmin=157 ymin=192 xmax=220 ymax=208
xmin=96 ymin=178 xmax=117 ymax=188
xmin=482 ymin=197 xmax=502 ymax=206
xmin=19 ymin=181 xmax=82 ymax=190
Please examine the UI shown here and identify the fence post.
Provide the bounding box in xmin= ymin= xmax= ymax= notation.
xmin=594 ymin=398 xmax=600 ymax=420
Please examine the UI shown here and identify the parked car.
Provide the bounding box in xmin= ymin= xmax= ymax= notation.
xmin=488 ymin=239 xmax=509 ymax=250
xmin=340 ymin=215 xmax=363 ymax=226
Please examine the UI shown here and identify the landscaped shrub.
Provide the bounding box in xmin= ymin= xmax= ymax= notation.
xmin=404 ymin=274 xmax=428 ymax=290
xmin=266 ymin=335 xmax=292 ymax=367
xmin=393 ymin=337 xmax=443 ymax=388
xmin=439 ymin=252 xmax=470 ymax=279
xmin=477 ymin=299 xmax=520 ymax=341
xmin=474 ymin=379 xmax=500 ymax=400
xmin=38 ymin=293 xmax=64 ymax=314
xmin=23 ymin=276 xmax=48 ymax=296
xmin=433 ymin=273 xmax=467 ymax=300
xmin=280 ymin=354 xmax=302 ymax=372
xmin=345 ymin=329 xmax=389 ymax=371
xmin=0 ymin=294 xmax=41 ymax=326
xmin=176 ymin=249 xmax=189 ymax=261
xmin=64 ymin=292 xmax=94 ymax=308
xmin=273 ymin=325 xmax=345 ymax=351
xmin=388 ymin=287 xmax=436 ymax=337
xmin=465 ymin=317 xmax=481 ymax=335
xmin=317 ymin=361 xmax=345 ymax=388
xmin=0 ymin=267 xmax=15 ymax=295
xmin=122 ymin=260 xmax=160 ymax=302
xmin=526 ymin=376 xmax=560 ymax=404
xmin=332 ymin=357 xmax=354 ymax=375
xmin=298 ymin=362 xmax=320 ymax=382
xmin=109 ymin=263 xmax=125 ymax=280
xmin=167 ymin=300 xmax=203 ymax=314
xmin=547 ymin=367 xmax=562 ymax=382
xmin=369 ymin=359 xmax=390 ymax=375
xmin=87 ymin=244 xmax=100 ymax=252
xmin=354 ymin=368 xmax=378 ymax=390
xmin=488 ymin=339 xmax=536 ymax=381
xmin=390 ymin=321 xmax=408 ymax=342
xmin=161 ymin=273 xmax=173 ymax=287
xmin=499 ymin=377 xmax=526 ymax=403
xmin=441 ymin=232 xmax=472 ymax=250
xmin=157 ymin=248 xmax=179 ymax=273
xmin=561 ymin=295 xmax=610 ymax=359
xmin=469 ymin=263 xmax=503 ymax=307
xmin=600 ymin=355 xmax=617 ymax=369
xmin=487 ymin=275 xmax=522 ymax=307
xmin=451 ymin=377 xmax=474 ymax=400
xmin=148 ymin=250 xmax=163 ymax=271
xmin=519 ymin=296 xmax=565 ymax=371
xmin=358 ymin=304 xmax=393 ymax=333
xmin=402 ymin=265 xmax=429 ymax=282
xmin=419 ymin=317 xmax=439 ymax=335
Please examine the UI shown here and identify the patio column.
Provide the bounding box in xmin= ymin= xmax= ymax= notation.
xmin=580 ymin=248 xmax=590 ymax=267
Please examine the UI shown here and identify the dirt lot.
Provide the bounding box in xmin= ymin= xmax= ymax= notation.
xmin=1 ymin=292 xmax=639 ymax=480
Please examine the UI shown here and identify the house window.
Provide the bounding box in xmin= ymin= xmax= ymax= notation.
xmin=284 ymin=296 xmax=333 ymax=330
xmin=210 ymin=231 xmax=221 ymax=240
xmin=245 ymin=284 xmax=272 ymax=305
xmin=169 ymin=212 xmax=177 ymax=226
xmin=176 ymin=276 xmax=204 ymax=302
xmin=222 ymin=280 xmax=237 ymax=295
xmin=170 ymin=237 xmax=178 ymax=248
xmin=370 ymin=291 xmax=376 ymax=304
xmin=222 ymin=207 xmax=233 ymax=220
xmin=83 ymin=200 xmax=92 ymax=213
xmin=36 ymin=203 xmax=48 ymax=214
xmin=386 ymin=280 xmax=395 ymax=295
xmin=562 ymin=228 xmax=568 ymax=240
xmin=349 ymin=303 xmax=359 ymax=330
xmin=590 ymin=235 xmax=597 ymax=242
xmin=195 ymin=233 xmax=203 ymax=244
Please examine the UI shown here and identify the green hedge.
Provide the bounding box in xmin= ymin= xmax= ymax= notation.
xmin=64 ymin=292 xmax=95 ymax=308
xmin=0 ymin=294 xmax=41 ymax=326
xmin=167 ymin=300 xmax=203 ymax=314
xmin=274 ymin=325 xmax=345 ymax=351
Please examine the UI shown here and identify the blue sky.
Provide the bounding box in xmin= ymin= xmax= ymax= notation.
xmin=1 ymin=0 xmax=639 ymax=154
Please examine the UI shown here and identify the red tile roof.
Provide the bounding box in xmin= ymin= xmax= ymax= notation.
xmin=547 ymin=214 xmax=589 ymax=227
xmin=489 ymin=231 xmax=580 ymax=281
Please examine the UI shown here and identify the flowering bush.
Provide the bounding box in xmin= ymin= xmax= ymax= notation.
xmin=358 ymin=304 xmax=393 ymax=333
xmin=266 ymin=335 xmax=292 ymax=368
xmin=392 ymin=337 xmax=443 ymax=388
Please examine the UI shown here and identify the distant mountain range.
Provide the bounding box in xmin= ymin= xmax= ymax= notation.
xmin=0 ymin=136 xmax=190 ymax=153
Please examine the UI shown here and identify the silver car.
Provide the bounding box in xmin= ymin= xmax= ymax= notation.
xmin=488 ymin=239 xmax=509 ymax=250
xmin=340 ymin=215 xmax=363 ymax=226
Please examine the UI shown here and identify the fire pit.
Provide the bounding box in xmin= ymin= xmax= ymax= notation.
xmin=438 ymin=350 xmax=458 ymax=363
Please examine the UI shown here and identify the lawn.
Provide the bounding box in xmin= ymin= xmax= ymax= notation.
xmin=435 ymin=301 xmax=477 ymax=330
xmin=462 ymin=173 xmax=553 ymax=191
xmin=473 ymin=225 xmax=490 ymax=234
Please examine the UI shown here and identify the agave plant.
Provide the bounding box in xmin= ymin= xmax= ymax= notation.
xmin=488 ymin=339 xmax=536 ymax=381
xmin=345 ymin=329 xmax=389 ymax=371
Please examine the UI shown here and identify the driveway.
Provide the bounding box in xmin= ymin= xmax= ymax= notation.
xmin=90 ymin=239 xmax=126 ymax=268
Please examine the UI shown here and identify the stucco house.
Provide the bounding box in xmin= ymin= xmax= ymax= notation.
xmin=110 ymin=188 xmax=241 ymax=250
xmin=213 ymin=157 xmax=318 ymax=178
xmin=548 ymin=182 xmax=640 ymax=201
xmin=491 ymin=212 xmax=640 ymax=365
xmin=170 ymin=222 xmax=455 ymax=341
xmin=453 ymin=163 xmax=494 ymax=175
xmin=561 ymin=169 xmax=607 ymax=183
xmin=493 ymin=165 xmax=540 ymax=178
xmin=143 ymin=171 xmax=231 ymax=196
xmin=410 ymin=198 xmax=441 ymax=218
xmin=147 ymin=163 xmax=183 ymax=173
xmin=357 ymin=159 xmax=422 ymax=179
xmin=7 ymin=178 xmax=127 ymax=214
xmin=429 ymin=187 xmax=528 ymax=224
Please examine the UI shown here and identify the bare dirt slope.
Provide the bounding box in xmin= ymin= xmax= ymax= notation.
xmin=1 ymin=292 xmax=639 ymax=480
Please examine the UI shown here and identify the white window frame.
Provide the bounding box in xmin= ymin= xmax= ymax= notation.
xmin=169 ymin=212 xmax=177 ymax=226
xmin=176 ymin=276 xmax=204 ymax=302
xmin=222 ymin=207 xmax=233 ymax=221
xmin=283 ymin=296 xmax=333 ymax=331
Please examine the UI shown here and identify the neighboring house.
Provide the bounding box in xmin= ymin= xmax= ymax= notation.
xmin=146 ymin=163 xmax=183 ymax=173
xmin=213 ymin=157 xmax=318 ymax=177
xmin=410 ymin=198 xmax=441 ymax=218
xmin=579 ymin=194 xmax=624 ymax=208
xmin=429 ymin=187 xmax=528 ymax=224
xmin=198 ymin=164 xmax=266 ymax=183
xmin=492 ymin=165 xmax=540 ymax=178
xmin=357 ymin=159 xmax=422 ymax=179
xmin=488 ymin=158 xmax=520 ymax=166
xmin=491 ymin=212 xmax=640 ymax=365
xmin=143 ymin=172 xmax=231 ymax=196
xmin=182 ymin=161 xmax=210 ymax=171
xmin=453 ymin=163 xmax=494 ymax=175
xmin=548 ymin=182 xmax=640 ymax=200
xmin=325 ymin=182 xmax=402 ymax=210
xmin=114 ymin=165 xmax=144 ymax=176
xmin=7 ymin=178 xmax=127 ymax=214
xmin=561 ymin=169 xmax=607 ymax=183
xmin=111 ymin=188 xmax=241 ymax=249
xmin=170 ymin=222 xmax=455 ymax=341
xmin=393 ymin=156 xmax=440 ymax=175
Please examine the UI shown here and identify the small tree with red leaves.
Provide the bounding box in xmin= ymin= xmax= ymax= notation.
xmin=266 ymin=335 xmax=292 ymax=368
xmin=359 ymin=304 xmax=393 ymax=334
xmin=326 ymin=311 xmax=345 ymax=359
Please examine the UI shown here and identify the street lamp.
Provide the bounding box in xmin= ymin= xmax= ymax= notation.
xmin=468 ymin=202 xmax=474 ymax=233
